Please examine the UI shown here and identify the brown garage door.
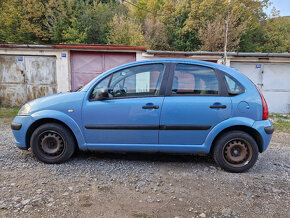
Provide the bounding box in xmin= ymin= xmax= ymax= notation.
xmin=70 ymin=51 xmax=136 ymax=90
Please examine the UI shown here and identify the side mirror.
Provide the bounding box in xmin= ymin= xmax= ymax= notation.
xmin=96 ymin=88 xmax=109 ymax=100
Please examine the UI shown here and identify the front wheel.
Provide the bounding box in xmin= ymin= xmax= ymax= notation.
xmin=213 ymin=131 xmax=259 ymax=173
xmin=30 ymin=123 xmax=76 ymax=164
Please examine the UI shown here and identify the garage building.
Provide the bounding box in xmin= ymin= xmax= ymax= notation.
xmin=0 ymin=44 xmax=289 ymax=113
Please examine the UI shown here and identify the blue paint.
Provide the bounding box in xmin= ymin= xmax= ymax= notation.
xmin=11 ymin=59 xmax=273 ymax=164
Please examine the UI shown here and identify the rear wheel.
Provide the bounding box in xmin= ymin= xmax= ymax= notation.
xmin=213 ymin=131 xmax=258 ymax=173
xmin=30 ymin=123 xmax=76 ymax=164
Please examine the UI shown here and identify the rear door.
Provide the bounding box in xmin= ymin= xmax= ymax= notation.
xmin=159 ymin=63 xmax=231 ymax=145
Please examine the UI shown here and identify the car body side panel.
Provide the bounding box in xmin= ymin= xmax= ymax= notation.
xmin=84 ymin=117 xmax=265 ymax=154
xmin=159 ymin=96 xmax=232 ymax=145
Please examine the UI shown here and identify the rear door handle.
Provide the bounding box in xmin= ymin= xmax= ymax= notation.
xmin=142 ymin=105 xmax=159 ymax=109
xmin=210 ymin=105 xmax=227 ymax=109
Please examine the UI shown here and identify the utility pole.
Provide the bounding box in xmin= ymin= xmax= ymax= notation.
xmin=224 ymin=20 xmax=228 ymax=66
xmin=223 ymin=0 xmax=231 ymax=66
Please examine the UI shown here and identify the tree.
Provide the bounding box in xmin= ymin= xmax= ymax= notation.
xmin=198 ymin=12 xmax=247 ymax=51
xmin=260 ymin=17 xmax=290 ymax=53
xmin=108 ymin=14 xmax=145 ymax=46
xmin=185 ymin=0 xmax=269 ymax=51
xmin=0 ymin=0 xmax=49 ymax=43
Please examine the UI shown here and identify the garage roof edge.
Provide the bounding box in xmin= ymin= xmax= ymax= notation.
xmin=146 ymin=50 xmax=290 ymax=58
xmin=0 ymin=44 xmax=147 ymax=51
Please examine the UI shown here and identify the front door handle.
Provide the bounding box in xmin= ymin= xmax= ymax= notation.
xmin=210 ymin=105 xmax=227 ymax=109
xmin=142 ymin=105 xmax=159 ymax=109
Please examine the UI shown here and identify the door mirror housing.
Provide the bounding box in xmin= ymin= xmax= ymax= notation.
xmin=96 ymin=88 xmax=109 ymax=100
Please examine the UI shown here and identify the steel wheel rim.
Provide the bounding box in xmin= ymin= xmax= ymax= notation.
xmin=38 ymin=131 xmax=65 ymax=158
xmin=222 ymin=138 xmax=253 ymax=168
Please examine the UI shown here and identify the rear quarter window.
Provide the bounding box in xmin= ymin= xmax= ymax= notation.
xmin=224 ymin=74 xmax=245 ymax=96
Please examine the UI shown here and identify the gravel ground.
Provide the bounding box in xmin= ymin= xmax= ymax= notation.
xmin=0 ymin=123 xmax=289 ymax=218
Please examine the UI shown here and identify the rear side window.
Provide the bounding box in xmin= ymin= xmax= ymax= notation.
xmin=224 ymin=74 xmax=244 ymax=95
xmin=171 ymin=64 xmax=219 ymax=95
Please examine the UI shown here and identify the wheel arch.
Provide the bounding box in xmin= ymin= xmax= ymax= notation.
xmin=26 ymin=118 xmax=79 ymax=150
xmin=210 ymin=125 xmax=263 ymax=154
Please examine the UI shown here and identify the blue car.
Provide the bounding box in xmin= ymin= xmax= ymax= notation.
xmin=11 ymin=59 xmax=274 ymax=173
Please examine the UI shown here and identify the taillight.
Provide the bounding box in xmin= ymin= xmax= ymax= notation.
xmin=256 ymin=86 xmax=268 ymax=120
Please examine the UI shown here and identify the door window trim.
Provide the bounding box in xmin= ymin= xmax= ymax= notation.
xmin=222 ymin=72 xmax=245 ymax=96
xmin=88 ymin=63 xmax=170 ymax=101
xmin=164 ymin=63 xmax=228 ymax=97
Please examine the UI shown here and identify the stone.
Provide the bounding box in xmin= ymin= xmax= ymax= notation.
xmin=63 ymin=192 xmax=69 ymax=196
xmin=199 ymin=213 xmax=206 ymax=217
xmin=23 ymin=205 xmax=33 ymax=212
xmin=222 ymin=208 xmax=232 ymax=217
xmin=21 ymin=199 xmax=31 ymax=205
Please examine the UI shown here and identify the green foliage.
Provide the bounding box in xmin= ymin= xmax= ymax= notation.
xmin=0 ymin=0 xmax=288 ymax=52
xmin=270 ymin=113 xmax=290 ymax=133
xmin=0 ymin=106 xmax=21 ymax=124
xmin=108 ymin=15 xmax=145 ymax=46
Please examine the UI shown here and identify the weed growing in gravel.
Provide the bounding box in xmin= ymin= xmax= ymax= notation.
xmin=133 ymin=211 xmax=157 ymax=218
xmin=0 ymin=106 xmax=21 ymax=124
xmin=269 ymin=113 xmax=290 ymax=133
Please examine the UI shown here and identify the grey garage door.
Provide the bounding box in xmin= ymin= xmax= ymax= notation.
xmin=231 ymin=62 xmax=290 ymax=113
xmin=0 ymin=55 xmax=57 ymax=106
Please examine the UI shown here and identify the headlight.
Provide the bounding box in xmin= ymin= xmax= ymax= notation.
xmin=18 ymin=104 xmax=31 ymax=116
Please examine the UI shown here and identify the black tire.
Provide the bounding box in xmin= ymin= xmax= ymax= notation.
xmin=30 ymin=123 xmax=76 ymax=164
xmin=213 ymin=131 xmax=258 ymax=173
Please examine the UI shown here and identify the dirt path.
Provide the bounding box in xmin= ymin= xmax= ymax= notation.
xmin=0 ymin=123 xmax=289 ymax=218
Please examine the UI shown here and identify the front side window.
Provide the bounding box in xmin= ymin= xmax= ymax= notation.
xmin=108 ymin=64 xmax=164 ymax=97
xmin=90 ymin=75 xmax=111 ymax=99
xmin=172 ymin=64 xmax=219 ymax=95
xmin=90 ymin=64 xmax=164 ymax=99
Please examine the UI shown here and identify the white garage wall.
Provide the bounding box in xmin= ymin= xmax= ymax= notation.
xmin=231 ymin=62 xmax=290 ymax=114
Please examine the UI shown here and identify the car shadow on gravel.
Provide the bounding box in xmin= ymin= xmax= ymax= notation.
xmin=74 ymin=150 xmax=215 ymax=165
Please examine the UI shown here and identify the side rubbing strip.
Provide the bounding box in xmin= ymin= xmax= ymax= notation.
xmin=160 ymin=125 xmax=211 ymax=130
xmin=85 ymin=125 xmax=211 ymax=130
xmin=85 ymin=125 xmax=159 ymax=130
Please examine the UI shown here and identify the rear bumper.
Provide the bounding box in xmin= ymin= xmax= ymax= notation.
xmin=252 ymin=119 xmax=274 ymax=153
xmin=264 ymin=125 xmax=274 ymax=134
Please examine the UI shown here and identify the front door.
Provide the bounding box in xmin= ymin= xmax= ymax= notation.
xmin=82 ymin=63 xmax=166 ymax=147
xmin=160 ymin=63 xmax=231 ymax=145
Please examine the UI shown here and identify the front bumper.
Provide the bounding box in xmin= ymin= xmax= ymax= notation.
xmin=252 ymin=119 xmax=274 ymax=153
xmin=11 ymin=122 xmax=22 ymax=130
xmin=11 ymin=115 xmax=35 ymax=150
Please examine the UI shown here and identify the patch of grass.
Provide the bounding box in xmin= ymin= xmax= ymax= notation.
xmin=0 ymin=106 xmax=21 ymax=123
xmin=97 ymin=185 xmax=110 ymax=191
xmin=269 ymin=113 xmax=290 ymax=133
xmin=132 ymin=212 xmax=157 ymax=218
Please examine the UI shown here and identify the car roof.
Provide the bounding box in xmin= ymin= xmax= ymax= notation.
xmin=81 ymin=58 xmax=245 ymax=92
